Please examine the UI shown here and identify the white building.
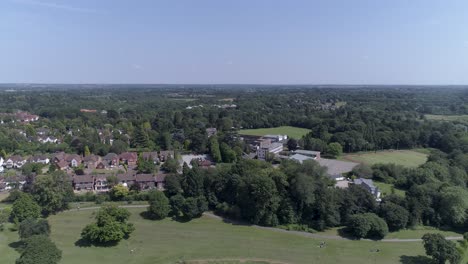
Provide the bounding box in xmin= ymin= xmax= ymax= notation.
xmin=263 ymin=134 xmax=288 ymax=142
xmin=257 ymin=139 xmax=283 ymax=160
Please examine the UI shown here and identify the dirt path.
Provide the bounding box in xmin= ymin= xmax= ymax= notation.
xmin=202 ymin=212 xmax=464 ymax=243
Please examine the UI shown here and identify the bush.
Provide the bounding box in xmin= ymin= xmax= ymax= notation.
xmin=19 ymin=218 xmax=50 ymax=239
xmin=348 ymin=213 xmax=388 ymax=239
xmin=16 ymin=235 xmax=62 ymax=264
xmin=146 ymin=191 xmax=170 ymax=220
xmin=11 ymin=194 xmax=41 ymax=223
xmin=81 ymin=205 xmax=134 ymax=245
xmin=109 ymin=184 xmax=129 ymax=201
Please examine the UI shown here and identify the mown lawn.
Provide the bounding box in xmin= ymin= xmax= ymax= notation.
xmin=341 ymin=149 xmax=428 ymax=168
xmin=239 ymin=126 xmax=310 ymax=139
xmin=0 ymin=207 xmax=443 ymax=264
xmin=374 ymin=182 xmax=406 ymax=197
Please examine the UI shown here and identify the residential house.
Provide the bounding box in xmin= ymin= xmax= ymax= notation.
xmin=119 ymin=152 xmax=138 ymax=166
xmin=103 ymin=153 xmax=119 ymax=167
xmin=66 ymin=154 xmax=82 ymax=168
xmin=29 ymin=155 xmax=50 ymax=164
xmin=5 ymin=155 xmax=27 ymax=169
xmin=52 ymin=152 xmax=67 ymax=164
xmin=3 ymin=175 xmax=26 ymax=190
xmin=354 ymin=178 xmax=381 ymax=200
xmin=36 ymin=128 xmax=50 ymax=136
xmin=155 ymin=173 xmax=167 ymax=190
xmin=117 ymin=173 xmax=136 ymax=186
xmin=38 ymin=136 xmax=58 ymax=144
xmin=83 ymin=155 xmax=101 ymax=169
xmin=206 ymin=127 xmax=217 ymax=138
xmin=94 ymin=175 xmax=109 ymax=192
xmin=135 ymin=174 xmax=155 ymax=190
xmin=73 ymin=175 xmax=94 ymax=191
xmin=95 ymin=162 xmax=107 ymax=170
xmin=56 ymin=160 xmax=69 ymax=171
xmin=158 ymin=150 xmax=174 ymax=162
xmin=141 ymin=152 xmax=159 ymax=164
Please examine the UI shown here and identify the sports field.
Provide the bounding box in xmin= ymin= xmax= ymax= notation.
xmin=239 ymin=126 xmax=310 ymax=139
xmin=341 ymin=149 xmax=428 ymax=168
xmin=0 ymin=207 xmax=451 ymax=264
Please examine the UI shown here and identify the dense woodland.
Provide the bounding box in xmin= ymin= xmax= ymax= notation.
xmin=1 ymin=86 xmax=468 ymax=262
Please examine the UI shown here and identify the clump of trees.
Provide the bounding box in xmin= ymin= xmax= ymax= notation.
xmin=347 ymin=213 xmax=388 ymax=239
xmin=16 ymin=235 xmax=62 ymax=264
xmin=11 ymin=193 xmax=41 ymax=223
xmin=81 ymin=205 xmax=134 ymax=245
xmin=422 ymin=233 xmax=461 ymax=264
xmin=146 ymin=190 xmax=170 ymax=220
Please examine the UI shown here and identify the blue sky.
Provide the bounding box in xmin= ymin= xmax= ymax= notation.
xmin=1 ymin=0 xmax=468 ymax=84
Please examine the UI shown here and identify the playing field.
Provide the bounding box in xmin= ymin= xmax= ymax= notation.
xmin=0 ymin=207 xmax=458 ymax=264
xmin=239 ymin=126 xmax=310 ymax=139
xmin=341 ymin=149 xmax=428 ymax=168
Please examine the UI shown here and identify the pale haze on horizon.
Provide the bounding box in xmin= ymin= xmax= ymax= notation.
xmin=1 ymin=0 xmax=468 ymax=85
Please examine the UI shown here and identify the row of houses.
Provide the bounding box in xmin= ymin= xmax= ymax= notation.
xmin=73 ymin=173 xmax=167 ymax=192
xmin=0 ymin=150 xmax=175 ymax=172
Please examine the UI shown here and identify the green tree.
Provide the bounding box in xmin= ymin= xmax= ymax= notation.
xmin=146 ymin=191 xmax=170 ymax=220
xmin=109 ymin=140 xmax=128 ymax=154
xmin=169 ymin=194 xmax=186 ymax=218
xmin=220 ymin=143 xmax=236 ymax=163
xmin=422 ymin=233 xmax=461 ymax=264
xmin=19 ymin=218 xmax=50 ymax=239
xmin=32 ymin=171 xmax=74 ymax=215
xmin=287 ymin=138 xmax=298 ymax=151
xmin=11 ymin=194 xmax=41 ymax=223
xmin=16 ymin=235 xmax=62 ymax=264
xmin=347 ymin=213 xmax=388 ymax=239
xmin=181 ymin=166 xmax=204 ymax=197
xmin=133 ymin=125 xmax=150 ymax=149
xmin=379 ymin=202 xmax=409 ymax=231
xmin=164 ymin=174 xmax=182 ymax=196
xmin=182 ymin=196 xmax=208 ymax=219
xmin=438 ymin=186 xmax=468 ymax=227
xmin=84 ymin=145 xmax=91 ymax=156
xmin=326 ymin=142 xmax=343 ymax=158
xmin=161 ymin=157 xmax=179 ymax=173
xmin=238 ymin=174 xmax=280 ymax=226
xmin=81 ymin=205 xmax=134 ymax=244
xmin=106 ymin=175 xmax=119 ymax=188
xmin=109 ymin=184 xmax=129 ymax=201
xmin=209 ymin=137 xmax=222 ymax=163
xmin=137 ymin=154 xmax=155 ymax=174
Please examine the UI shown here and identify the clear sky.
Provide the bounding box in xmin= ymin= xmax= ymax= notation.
xmin=1 ymin=0 xmax=468 ymax=84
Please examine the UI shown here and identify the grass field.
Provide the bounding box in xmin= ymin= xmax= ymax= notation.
xmin=425 ymin=114 xmax=468 ymax=122
xmin=341 ymin=149 xmax=428 ymax=168
xmin=239 ymin=126 xmax=310 ymax=139
xmin=1 ymin=207 xmax=456 ymax=264
xmin=374 ymin=182 xmax=406 ymax=197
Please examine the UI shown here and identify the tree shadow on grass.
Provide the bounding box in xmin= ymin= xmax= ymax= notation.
xmin=337 ymin=227 xmax=359 ymax=240
xmin=400 ymin=255 xmax=434 ymax=264
xmin=74 ymin=238 xmax=119 ymax=248
xmin=8 ymin=241 xmax=24 ymax=252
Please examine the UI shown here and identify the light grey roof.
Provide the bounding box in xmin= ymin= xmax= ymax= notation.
xmin=315 ymin=158 xmax=358 ymax=175
xmin=293 ymin=150 xmax=321 ymax=156
xmin=290 ymin=154 xmax=313 ymax=163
